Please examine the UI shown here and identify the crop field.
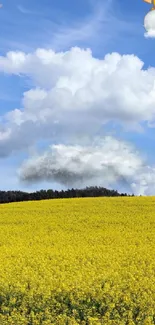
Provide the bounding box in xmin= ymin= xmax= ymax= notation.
xmin=0 ymin=197 xmax=155 ymax=324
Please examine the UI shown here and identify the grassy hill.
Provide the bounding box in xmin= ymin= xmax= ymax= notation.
xmin=0 ymin=197 xmax=155 ymax=324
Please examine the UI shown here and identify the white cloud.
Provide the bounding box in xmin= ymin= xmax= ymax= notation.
xmin=18 ymin=136 xmax=155 ymax=196
xmin=144 ymin=10 xmax=155 ymax=38
xmin=0 ymin=47 xmax=155 ymax=193
xmin=0 ymin=47 xmax=155 ymax=157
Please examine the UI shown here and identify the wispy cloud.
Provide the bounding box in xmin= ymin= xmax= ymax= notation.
xmin=17 ymin=5 xmax=33 ymax=15
xmin=17 ymin=4 xmax=43 ymax=16
xmin=48 ymin=2 xmax=107 ymax=50
xmin=0 ymin=0 xmax=141 ymax=54
xmin=46 ymin=0 xmax=141 ymax=52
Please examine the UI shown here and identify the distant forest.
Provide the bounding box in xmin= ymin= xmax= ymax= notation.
xmin=0 ymin=187 xmax=134 ymax=204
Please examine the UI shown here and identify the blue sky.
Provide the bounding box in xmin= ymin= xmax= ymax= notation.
xmin=0 ymin=0 xmax=155 ymax=195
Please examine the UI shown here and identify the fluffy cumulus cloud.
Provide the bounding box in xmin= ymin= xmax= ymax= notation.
xmin=1 ymin=48 xmax=155 ymax=148
xmin=0 ymin=47 xmax=155 ymax=194
xmin=18 ymin=136 xmax=155 ymax=196
xmin=144 ymin=10 xmax=155 ymax=38
xmin=1 ymin=48 xmax=155 ymax=139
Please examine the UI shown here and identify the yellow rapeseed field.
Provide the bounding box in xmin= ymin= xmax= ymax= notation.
xmin=0 ymin=196 xmax=155 ymax=324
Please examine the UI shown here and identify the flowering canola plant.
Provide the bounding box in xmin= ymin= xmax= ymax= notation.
xmin=0 ymin=197 xmax=155 ymax=324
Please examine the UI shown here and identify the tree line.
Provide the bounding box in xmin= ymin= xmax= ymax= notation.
xmin=0 ymin=186 xmax=134 ymax=204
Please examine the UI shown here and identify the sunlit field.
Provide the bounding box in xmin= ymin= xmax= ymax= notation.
xmin=0 ymin=197 xmax=155 ymax=324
